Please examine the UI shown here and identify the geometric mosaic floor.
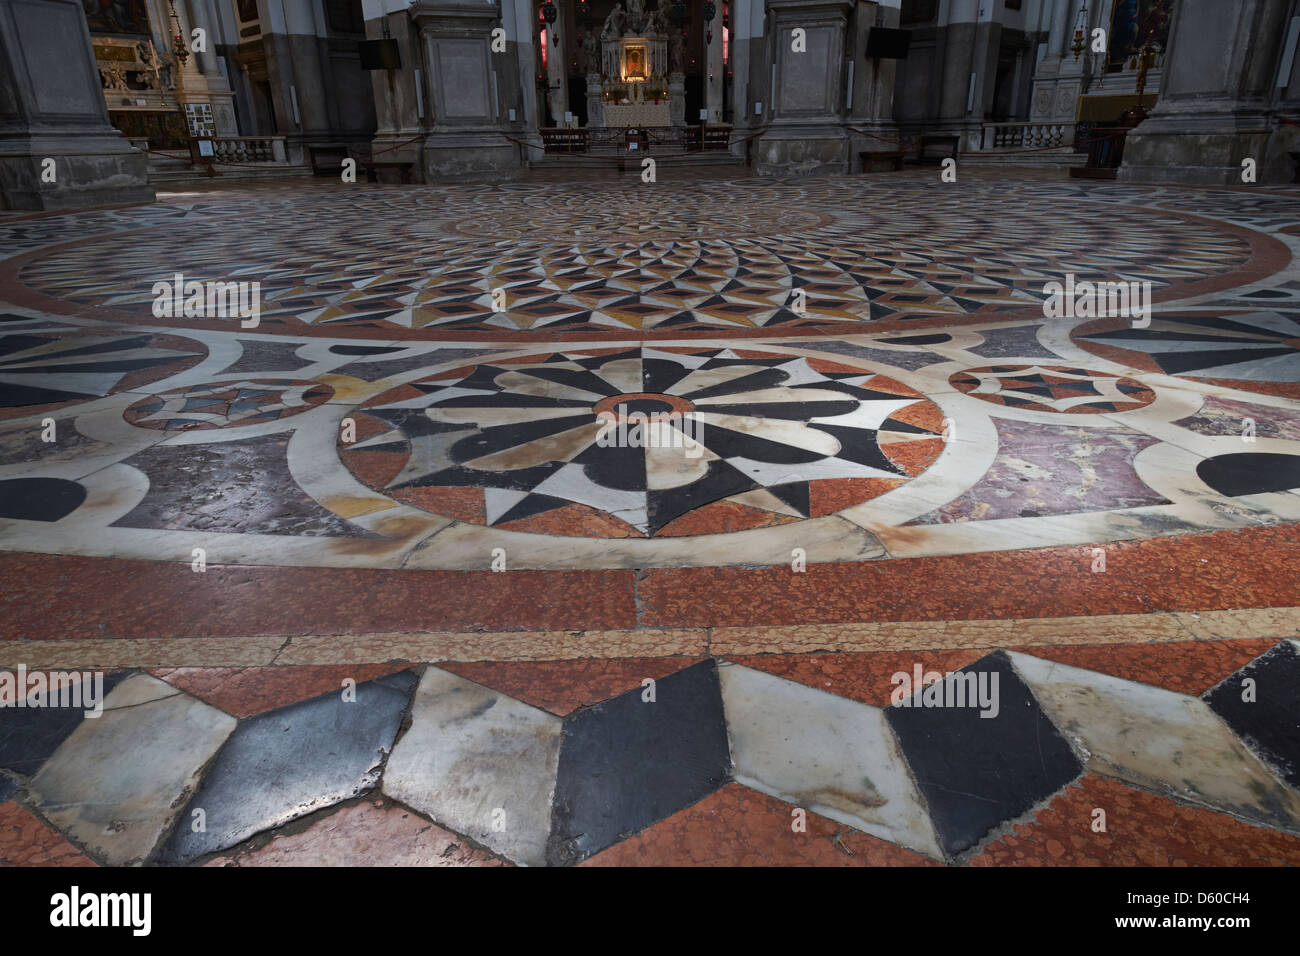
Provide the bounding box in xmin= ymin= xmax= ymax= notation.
xmin=2 ymin=170 xmax=1299 ymax=866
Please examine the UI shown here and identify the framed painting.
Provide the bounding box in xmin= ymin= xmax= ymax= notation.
xmin=1106 ymin=0 xmax=1172 ymax=73
xmin=83 ymin=0 xmax=151 ymax=36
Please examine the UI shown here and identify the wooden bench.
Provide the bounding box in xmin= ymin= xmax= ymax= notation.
xmin=860 ymin=149 xmax=906 ymax=172
xmin=541 ymin=128 xmax=589 ymax=153
xmin=702 ymin=124 xmax=731 ymax=150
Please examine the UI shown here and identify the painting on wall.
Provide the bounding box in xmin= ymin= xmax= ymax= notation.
xmin=1106 ymin=0 xmax=1172 ymax=73
xmin=624 ymin=44 xmax=647 ymax=81
xmin=83 ymin=0 xmax=152 ymax=36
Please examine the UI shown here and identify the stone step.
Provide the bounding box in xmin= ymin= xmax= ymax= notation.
xmin=528 ymin=152 xmax=744 ymax=170
xmin=147 ymin=165 xmax=311 ymax=185
xmin=956 ymin=150 xmax=1089 ymax=168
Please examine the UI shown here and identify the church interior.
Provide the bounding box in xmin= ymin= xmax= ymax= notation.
xmin=1 ymin=0 xmax=1300 ymax=881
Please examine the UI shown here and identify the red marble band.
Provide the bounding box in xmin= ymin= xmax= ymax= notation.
xmin=1 ymin=520 xmax=1295 ymax=641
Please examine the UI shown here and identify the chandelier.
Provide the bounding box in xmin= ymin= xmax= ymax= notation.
xmin=541 ymin=1 xmax=557 ymax=45
xmin=168 ymin=0 xmax=189 ymax=65
xmin=1070 ymin=3 xmax=1088 ymax=60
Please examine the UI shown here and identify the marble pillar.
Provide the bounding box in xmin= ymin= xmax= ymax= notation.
xmin=412 ymin=0 xmax=521 ymax=179
xmin=1119 ymin=0 xmax=1297 ymax=185
xmin=545 ymin=0 xmax=568 ymax=125
xmin=586 ymin=72 xmax=604 ymax=127
xmin=669 ymin=71 xmax=686 ymax=127
xmin=366 ymin=9 xmax=426 ymax=174
xmin=0 ymin=0 xmax=153 ymax=210
xmin=753 ymin=0 xmax=853 ymax=175
xmin=704 ymin=4 xmax=724 ymax=123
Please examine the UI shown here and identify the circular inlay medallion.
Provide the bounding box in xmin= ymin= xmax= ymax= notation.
xmin=125 ymin=378 xmax=333 ymax=431
xmin=340 ymin=347 xmax=948 ymax=538
xmin=949 ymin=364 xmax=1155 ymax=414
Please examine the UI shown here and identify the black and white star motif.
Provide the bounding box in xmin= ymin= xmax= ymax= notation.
xmin=344 ymin=347 xmax=945 ymax=536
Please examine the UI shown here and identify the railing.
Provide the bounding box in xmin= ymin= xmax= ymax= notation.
xmin=541 ymin=128 xmax=590 ymax=153
xmin=978 ymin=122 xmax=1075 ymax=151
xmin=209 ymin=136 xmax=288 ymax=163
xmin=1083 ymin=124 xmax=1129 ymax=169
xmin=541 ymin=125 xmax=731 ymax=154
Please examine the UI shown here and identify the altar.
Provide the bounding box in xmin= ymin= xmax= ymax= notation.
xmin=588 ymin=0 xmax=686 ymax=128
xmin=602 ymin=102 xmax=671 ymax=128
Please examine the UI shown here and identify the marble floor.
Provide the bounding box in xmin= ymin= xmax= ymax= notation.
xmin=1 ymin=170 xmax=1298 ymax=866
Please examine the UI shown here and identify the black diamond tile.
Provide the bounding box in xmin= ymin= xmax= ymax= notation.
xmin=1204 ymin=641 xmax=1300 ymax=789
xmin=0 ymin=671 xmax=128 ymax=775
xmin=884 ymin=651 xmax=1082 ymax=858
xmin=547 ymin=660 xmax=730 ymax=865
xmin=156 ymin=670 xmax=418 ymax=863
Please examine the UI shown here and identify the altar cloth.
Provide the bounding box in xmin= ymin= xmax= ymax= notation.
xmin=602 ymin=103 xmax=672 ymax=128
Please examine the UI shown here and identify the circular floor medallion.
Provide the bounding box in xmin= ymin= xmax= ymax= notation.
xmin=125 ymin=378 xmax=333 ymax=431
xmin=949 ymin=364 xmax=1155 ymax=414
xmin=340 ymin=347 xmax=948 ymax=537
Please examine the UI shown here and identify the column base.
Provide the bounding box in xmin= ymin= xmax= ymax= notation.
xmin=1117 ymin=108 xmax=1295 ymax=185
xmin=421 ymin=131 xmax=521 ymax=182
xmin=0 ymin=132 xmax=153 ymax=211
xmin=753 ymin=125 xmax=850 ymax=176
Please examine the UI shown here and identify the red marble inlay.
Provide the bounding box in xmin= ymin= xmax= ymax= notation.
xmin=728 ymin=650 xmax=990 ymax=707
xmin=888 ymin=401 xmax=946 ymax=433
xmin=0 ymin=553 xmax=637 ymax=640
xmin=881 ymin=438 xmax=945 ymax=477
xmin=1012 ymin=638 xmax=1282 ymax=696
xmin=437 ymin=657 xmax=705 ymax=715
xmin=0 ymin=801 xmax=96 ymax=866
xmin=582 ymin=783 xmax=939 ymax=866
xmin=2 ymin=525 xmax=1297 ymax=641
xmin=497 ymin=501 xmax=645 ymax=538
xmin=389 ymin=486 xmax=486 ymax=524
xmin=970 ymin=774 xmax=1300 ymax=866
xmin=638 ymin=523 xmax=1300 ymax=628
xmin=655 ymin=499 xmax=799 ymax=536
xmin=808 ymin=477 xmax=906 ymax=517
xmin=150 ymin=664 xmax=411 ymax=718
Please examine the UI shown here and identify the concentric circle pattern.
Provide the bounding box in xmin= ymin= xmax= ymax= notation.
xmin=12 ymin=179 xmax=1261 ymax=338
xmin=339 ymin=347 xmax=946 ymax=537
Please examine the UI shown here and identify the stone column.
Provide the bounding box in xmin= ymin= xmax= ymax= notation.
xmin=586 ymin=72 xmax=604 ymax=127
xmin=0 ymin=0 xmax=153 ymax=210
xmin=727 ymin=0 xmax=761 ymax=157
xmin=1045 ymin=0 xmax=1067 ymax=59
xmin=753 ymin=0 xmax=853 ymax=175
xmin=846 ymin=0 xmax=902 ymax=169
xmin=704 ymin=2 xmax=724 ymax=122
xmin=412 ymin=0 xmax=521 ymax=179
xmin=545 ymin=0 xmax=568 ymax=125
xmin=366 ymin=8 xmax=426 ymax=174
xmin=669 ymin=71 xmax=686 ymax=126
xmin=186 ymin=0 xmax=240 ymax=135
xmin=1119 ymin=0 xmax=1296 ymax=184
xmin=501 ymin=0 xmax=543 ymax=154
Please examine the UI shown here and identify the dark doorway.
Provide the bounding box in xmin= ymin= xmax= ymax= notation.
xmin=253 ymin=81 xmax=276 ymax=134
xmin=568 ymin=77 xmax=589 ymax=127
xmin=990 ymin=50 xmax=1019 ymax=121
xmin=684 ymin=73 xmax=703 ymax=124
